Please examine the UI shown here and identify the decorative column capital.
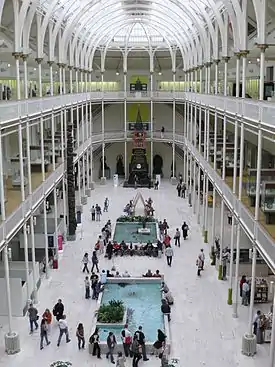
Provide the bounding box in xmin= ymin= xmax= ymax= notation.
xmin=12 ymin=52 xmax=22 ymax=60
xmin=124 ymin=71 xmax=127 ymax=75
xmin=204 ymin=62 xmax=212 ymax=67
xmin=256 ymin=43 xmax=268 ymax=51
xmin=67 ymin=65 xmax=74 ymax=70
xmin=74 ymin=67 xmax=79 ymax=72
xmin=222 ymin=56 xmax=230 ymax=62
xmin=213 ymin=59 xmax=220 ymax=65
xmin=21 ymin=54 xmax=29 ymax=62
xmin=197 ymin=64 xmax=204 ymax=70
xmin=172 ymin=70 xmax=176 ymax=75
xmin=234 ymin=52 xmax=242 ymax=59
xmin=47 ymin=60 xmax=54 ymax=66
xmin=239 ymin=50 xmax=249 ymax=57
xmin=57 ymin=62 xmax=65 ymax=68
xmin=35 ymin=58 xmax=43 ymax=65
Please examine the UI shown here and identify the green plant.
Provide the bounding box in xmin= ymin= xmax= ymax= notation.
xmin=50 ymin=362 xmax=72 ymax=367
xmin=97 ymin=299 xmax=124 ymax=323
xmin=117 ymin=215 xmax=156 ymax=223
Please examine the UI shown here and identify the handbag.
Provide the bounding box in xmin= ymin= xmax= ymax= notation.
xmin=36 ymin=315 xmax=39 ymax=321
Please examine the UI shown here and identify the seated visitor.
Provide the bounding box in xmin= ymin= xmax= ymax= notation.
xmin=153 ymin=270 xmax=162 ymax=278
xmin=106 ymin=270 xmax=114 ymax=278
xmin=153 ymin=329 xmax=166 ymax=356
xmin=100 ymin=270 xmax=107 ymax=284
xmin=160 ymin=281 xmax=169 ymax=293
xmin=122 ymin=270 xmax=130 ymax=277
xmin=143 ymin=269 xmax=153 ymax=277
xmin=163 ymin=290 xmax=174 ymax=305
xmin=161 ymin=299 xmax=171 ymax=322
xmin=144 ymin=242 xmax=153 ymax=256
xmin=115 ymin=271 xmax=121 ymax=277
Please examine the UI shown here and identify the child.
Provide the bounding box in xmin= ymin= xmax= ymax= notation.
xmin=116 ymin=351 xmax=126 ymax=367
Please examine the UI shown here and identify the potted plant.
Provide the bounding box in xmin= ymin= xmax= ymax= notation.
xmin=50 ymin=361 xmax=72 ymax=367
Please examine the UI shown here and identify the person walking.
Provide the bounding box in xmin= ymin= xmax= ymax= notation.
xmin=95 ymin=204 xmax=102 ymax=221
xmin=53 ymin=299 xmax=64 ymax=321
xmin=28 ymin=303 xmax=39 ymax=334
xmin=176 ymin=182 xmax=181 ymax=197
xmin=90 ymin=327 xmax=101 ymax=359
xmin=103 ymin=197 xmax=109 ymax=212
xmin=161 ymin=126 xmax=165 ymax=138
xmin=174 ymin=228 xmax=180 ymax=247
xmin=134 ymin=326 xmax=149 ymax=361
xmin=42 ymin=309 xmax=52 ymax=333
xmin=165 ymin=245 xmax=174 ymax=267
xmin=106 ymin=331 xmax=116 ymax=364
xmin=198 ymin=249 xmax=205 ymax=270
xmin=57 ymin=315 xmax=71 ymax=346
xmin=131 ymin=334 xmax=142 ymax=367
xmin=84 ymin=276 xmax=91 ymax=299
xmin=181 ymin=221 xmax=189 ymax=240
xmin=196 ymin=256 xmax=203 ymax=276
xmin=91 ymin=251 xmax=99 ymax=272
xmin=161 ymin=299 xmax=171 ymax=322
xmin=181 ymin=183 xmax=186 ymax=198
xmin=91 ymin=205 xmax=96 ymax=221
xmin=40 ymin=318 xmax=51 ymax=350
xmin=242 ymin=280 xmax=250 ymax=306
xmin=82 ymin=253 xmax=90 ymax=273
xmin=121 ymin=324 xmax=132 ymax=357
xmin=76 ymin=323 xmax=85 ymax=350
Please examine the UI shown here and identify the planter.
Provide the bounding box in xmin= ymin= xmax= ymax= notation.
xmin=50 ymin=362 xmax=72 ymax=367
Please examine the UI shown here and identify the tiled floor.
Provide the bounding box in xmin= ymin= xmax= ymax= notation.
xmin=0 ymin=181 xmax=271 ymax=367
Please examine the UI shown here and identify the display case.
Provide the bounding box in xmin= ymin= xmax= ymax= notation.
xmin=246 ymin=169 xmax=275 ymax=206
xmin=261 ymin=181 xmax=275 ymax=224
xmin=30 ymin=146 xmax=50 ymax=173
xmin=9 ymin=157 xmax=28 ymax=189
xmin=248 ymin=277 xmax=269 ymax=303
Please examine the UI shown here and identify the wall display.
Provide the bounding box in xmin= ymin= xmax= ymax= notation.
xmin=261 ymin=181 xmax=275 ymax=224
xmin=247 ymin=169 xmax=275 ymax=206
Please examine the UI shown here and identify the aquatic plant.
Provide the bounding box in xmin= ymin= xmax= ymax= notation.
xmin=117 ymin=215 xmax=156 ymax=223
xmin=97 ymin=300 xmax=124 ymax=323
xmin=50 ymin=362 xmax=72 ymax=367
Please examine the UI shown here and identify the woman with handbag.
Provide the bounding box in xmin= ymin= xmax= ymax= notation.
xmin=40 ymin=318 xmax=51 ymax=350
xmin=131 ymin=334 xmax=142 ymax=367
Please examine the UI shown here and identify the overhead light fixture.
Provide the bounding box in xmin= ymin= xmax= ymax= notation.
xmin=248 ymin=60 xmax=251 ymax=64
xmin=7 ymin=63 xmax=10 ymax=67
xmin=257 ymin=58 xmax=260 ymax=62
xmin=34 ymin=68 xmax=36 ymax=71
xmin=158 ymin=72 xmax=162 ymax=76
xmin=116 ymin=71 xmax=120 ymax=76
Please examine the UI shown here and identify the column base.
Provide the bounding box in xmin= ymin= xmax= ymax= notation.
xmin=204 ymin=230 xmax=208 ymax=243
xmin=5 ymin=332 xmax=20 ymax=354
xmin=67 ymin=234 xmax=76 ymax=241
xmin=218 ymin=264 xmax=223 ymax=280
xmin=81 ymin=195 xmax=88 ymax=205
xmin=89 ymin=181 xmax=95 ymax=190
xmin=170 ymin=177 xmax=177 ymax=185
xmin=227 ymin=288 xmax=233 ymax=305
xmin=232 ymin=304 xmax=238 ymax=318
xmin=76 ymin=205 xmax=83 ymax=213
xmin=242 ymin=333 xmax=256 ymax=356
xmin=85 ymin=188 xmax=91 ymax=197
xmin=100 ymin=177 xmax=106 ymax=185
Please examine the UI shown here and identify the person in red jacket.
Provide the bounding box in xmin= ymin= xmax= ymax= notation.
xmin=163 ymin=234 xmax=171 ymax=248
xmin=240 ymin=275 xmax=246 ymax=297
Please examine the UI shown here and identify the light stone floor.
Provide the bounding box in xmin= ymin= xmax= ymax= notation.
xmin=0 ymin=181 xmax=271 ymax=367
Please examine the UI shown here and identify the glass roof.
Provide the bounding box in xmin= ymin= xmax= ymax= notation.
xmin=40 ymin=0 xmax=223 ymax=50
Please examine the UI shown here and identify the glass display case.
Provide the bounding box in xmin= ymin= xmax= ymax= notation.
xmin=246 ymin=169 xmax=275 ymax=206
xmin=261 ymin=181 xmax=275 ymax=224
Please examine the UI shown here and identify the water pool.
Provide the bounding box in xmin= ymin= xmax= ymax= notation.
xmin=113 ymin=222 xmax=158 ymax=243
xmin=97 ymin=282 xmax=163 ymax=343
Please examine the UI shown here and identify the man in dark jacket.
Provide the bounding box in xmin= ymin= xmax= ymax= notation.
xmin=134 ymin=326 xmax=149 ymax=361
xmin=161 ymin=299 xmax=171 ymax=321
xmin=28 ymin=303 xmax=38 ymax=333
xmin=53 ymin=299 xmax=64 ymax=321
xmin=106 ymin=331 xmax=116 ymax=364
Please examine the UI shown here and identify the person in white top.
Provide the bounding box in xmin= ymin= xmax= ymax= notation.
xmin=122 ymin=270 xmax=130 ymax=277
xmin=242 ymin=281 xmax=250 ymax=306
xmin=100 ymin=270 xmax=107 ymax=284
xmin=98 ymin=235 xmax=105 ymax=254
xmin=198 ymin=249 xmax=205 ymax=270
xmin=253 ymin=310 xmax=261 ymax=335
xmin=164 ymin=290 xmax=174 ymax=305
xmin=165 ymin=246 xmax=174 ymax=267
xmin=57 ymin=315 xmax=71 ymax=346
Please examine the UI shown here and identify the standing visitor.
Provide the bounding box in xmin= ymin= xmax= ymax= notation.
xmin=153 ymin=329 xmax=166 ymax=357
xmin=95 ymin=204 xmax=102 ymax=221
xmin=84 ymin=276 xmax=90 ymax=299
xmin=174 ymin=228 xmax=180 ymax=247
xmin=196 ymin=256 xmax=203 ymax=276
xmin=181 ymin=221 xmax=189 ymax=240
xmin=154 ymin=179 xmax=159 ymax=190
xmin=134 ymin=326 xmax=149 ymax=361
xmin=121 ymin=324 xmax=132 ymax=357
xmin=91 ymin=205 xmax=96 ymax=221
xmin=40 ymin=318 xmax=51 ymax=350
xmin=181 ymin=182 xmax=186 ymax=198
xmin=82 ymin=252 xmax=90 ymax=273
xmin=161 ymin=299 xmax=171 ymax=322
xmin=90 ymin=327 xmax=101 ymax=359
xmin=98 ymin=235 xmax=105 ymax=254
xmin=57 ymin=315 xmax=71 ymax=346
xmin=240 ymin=275 xmax=246 ymax=297
xmin=91 ymin=251 xmax=99 ymax=272
xmin=165 ymin=245 xmax=174 ymax=267
xmin=160 ymin=281 xmax=169 ymax=293
xmin=42 ymin=309 xmax=52 ymax=333
xmin=53 ymin=299 xmax=64 ymax=321
xmin=104 ymin=197 xmax=109 ymax=212
xmin=198 ymin=249 xmax=205 ymax=270
xmin=242 ymin=280 xmax=250 ymax=306
xmin=117 ymin=351 xmax=126 ymax=367
xmin=163 ymin=233 xmax=171 ymax=248
xmin=176 ymin=182 xmax=181 ymax=197
xmin=161 ymin=126 xmax=165 ymax=138
xmin=100 ymin=269 xmax=107 ymax=284
xmin=106 ymin=241 xmax=113 ymax=260
xmin=106 ymin=331 xmax=116 ymax=364
xmin=76 ymin=323 xmax=85 ymax=350
xmin=158 ymin=221 xmax=164 ymax=239
xmin=28 ymin=303 xmax=39 ymax=334
xmin=131 ymin=334 xmax=142 ymax=367
xmin=162 ymin=219 xmax=169 ymax=235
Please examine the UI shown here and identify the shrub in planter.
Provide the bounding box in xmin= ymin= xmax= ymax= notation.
xmin=50 ymin=362 xmax=72 ymax=367
xmin=117 ymin=215 xmax=156 ymax=223
xmin=97 ymin=300 xmax=124 ymax=323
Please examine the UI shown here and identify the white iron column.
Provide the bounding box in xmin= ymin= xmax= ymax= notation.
xmin=124 ymin=71 xmax=127 ymax=179
xmin=75 ymin=68 xmax=79 ymax=93
xmin=22 ymin=55 xmax=28 ymax=99
xmin=48 ymin=61 xmax=54 ymax=96
xmin=26 ymin=118 xmax=38 ymax=303
xmin=62 ymin=64 xmax=66 ymax=95
xmin=101 ymin=71 xmax=106 ymax=183
xmin=18 ymin=122 xmax=30 ymax=300
xmin=51 ymin=111 xmax=58 ymax=262
xmin=76 ymin=105 xmax=81 ymax=206
xmin=60 ymin=108 xmax=67 ymax=239
xmin=69 ymin=66 xmax=73 ymax=93
xmin=211 ymin=108 xmax=218 ymax=246
xmin=172 ymin=71 xmax=176 ymax=180
xmin=89 ymin=101 xmax=94 ymax=190
xmin=40 ymin=115 xmax=49 ymax=278
xmin=192 ymin=67 xmax=198 ymax=213
xmin=150 ymin=71 xmax=154 ymax=178
xmin=258 ymin=44 xmax=268 ymax=101
xmin=81 ymin=100 xmax=87 ymax=205
xmin=13 ymin=53 xmax=21 ymax=100
xmin=233 ymin=117 xmax=245 ymax=317
xmin=35 ymin=58 xmax=43 ymax=98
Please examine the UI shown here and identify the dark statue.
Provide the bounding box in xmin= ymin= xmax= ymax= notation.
xmin=116 ymin=154 xmax=125 ymax=176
